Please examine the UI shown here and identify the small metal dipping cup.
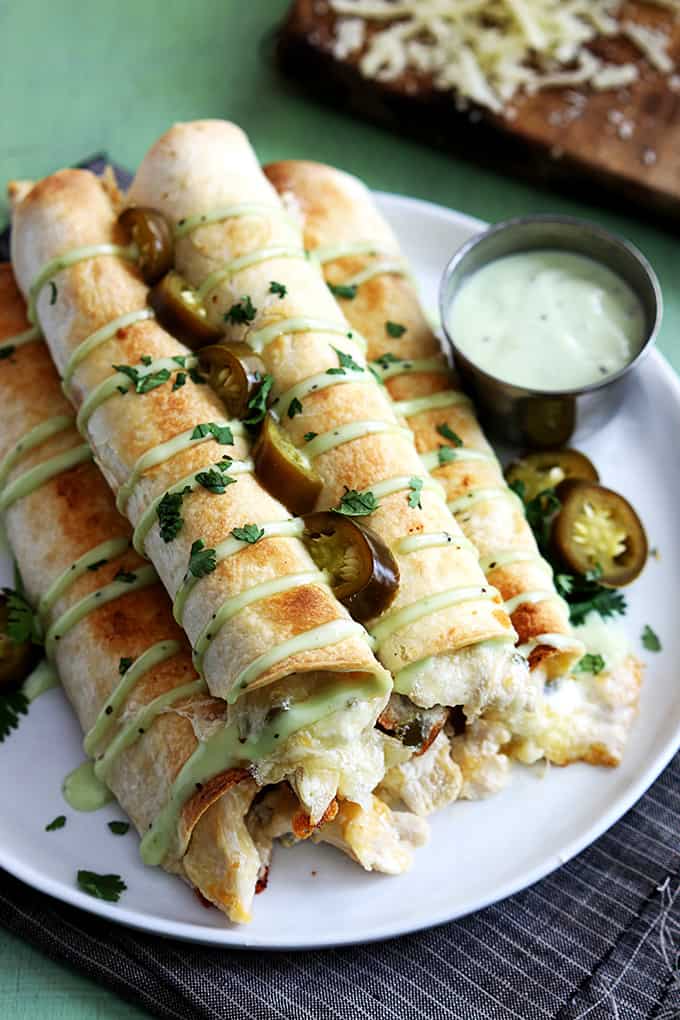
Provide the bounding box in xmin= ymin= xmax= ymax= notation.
xmin=439 ymin=216 xmax=662 ymax=448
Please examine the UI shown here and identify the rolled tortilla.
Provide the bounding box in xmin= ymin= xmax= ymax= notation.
xmin=263 ymin=159 xmax=584 ymax=680
xmin=8 ymin=172 xmax=392 ymax=828
xmin=0 ymin=265 xmax=267 ymax=920
xmin=0 ymin=265 xmax=428 ymax=919
xmin=127 ymin=120 xmax=528 ymax=719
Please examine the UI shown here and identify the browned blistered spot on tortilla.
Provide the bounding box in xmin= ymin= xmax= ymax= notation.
xmin=528 ymin=644 xmax=555 ymax=671
xmin=493 ymin=609 xmax=512 ymax=628
xmin=262 ymin=580 xmax=336 ymax=632
xmin=292 ymin=797 xmax=338 ymax=839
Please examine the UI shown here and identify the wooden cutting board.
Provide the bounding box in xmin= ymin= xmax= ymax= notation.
xmin=278 ymin=1 xmax=680 ymax=230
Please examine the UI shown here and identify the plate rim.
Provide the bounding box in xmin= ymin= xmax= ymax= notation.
xmin=2 ymin=190 xmax=678 ymax=950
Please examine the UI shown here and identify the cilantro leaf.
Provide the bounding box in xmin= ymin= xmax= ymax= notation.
xmin=196 ymin=467 xmax=236 ymax=494
xmin=87 ymin=559 xmax=108 ymax=572
xmin=408 ymin=477 xmax=423 ymax=509
xmin=368 ymin=365 xmax=385 ymax=386
xmin=108 ymin=821 xmax=130 ymax=836
xmin=437 ymin=445 xmax=457 ymax=465
xmin=328 ymin=282 xmax=358 ymax=300
xmin=190 ymin=422 xmax=234 ymax=446
xmin=513 ymin=485 xmax=560 ymax=555
xmin=0 ymin=689 xmax=29 ymax=743
xmin=436 ymin=423 xmax=463 ymax=447
xmin=642 ymin=625 xmax=661 ymax=652
xmin=189 ymin=366 xmax=206 ymax=386
xmin=188 ymin=539 xmax=217 ymax=578
xmin=77 ymin=870 xmax=126 ymax=902
xmin=224 ymin=296 xmax=257 ymax=325
xmin=118 ymin=657 xmax=133 ymax=676
xmin=231 ymin=524 xmax=265 ymax=544
xmin=554 ymin=573 xmax=574 ymax=597
xmin=172 ymin=371 xmax=187 ymax=391
xmin=373 ymin=352 xmax=400 ymax=371
xmin=288 ymin=397 xmax=303 ymax=419
xmin=157 ymin=486 xmax=191 ymax=544
xmin=113 ymin=363 xmax=171 ymax=395
xmin=0 ymin=345 xmax=16 ymax=360
xmin=2 ymin=588 xmax=40 ymax=644
xmin=569 ymin=588 xmax=626 ymax=626
xmin=140 ymin=355 xmax=153 ymax=366
xmin=334 ymin=488 xmax=379 ymax=517
xmin=243 ymin=375 xmax=274 ymax=426
xmin=331 ymin=346 xmax=363 ymax=373
xmin=303 ymin=431 xmax=318 ymax=442
xmin=269 ymin=281 xmax=287 ymax=298
xmin=46 ymin=815 xmax=66 ymax=832
xmin=575 ymin=653 xmax=605 ymax=675
xmin=385 ymin=321 xmax=406 ymax=338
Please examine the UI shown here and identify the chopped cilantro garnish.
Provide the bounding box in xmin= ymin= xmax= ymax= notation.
xmin=436 ymin=423 xmax=463 ymax=447
xmin=113 ymin=363 xmax=171 ymax=395
xmin=328 ymin=282 xmax=358 ymax=300
xmin=288 ymin=397 xmax=303 ymax=419
xmin=368 ymin=365 xmax=384 ymax=385
xmin=2 ymin=588 xmax=40 ymax=644
xmin=511 ymin=483 xmax=560 ymax=555
xmin=642 ymin=625 xmax=661 ymax=652
xmin=408 ymin=477 xmax=423 ymax=509
xmin=140 ymin=355 xmax=153 ymax=366
xmin=48 ymin=281 xmax=58 ymax=306
xmin=188 ymin=539 xmax=217 ymax=578
xmin=0 ymin=346 xmax=15 ymax=360
xmin=224 ymin=296 xmax=257 ymax=325
xmin=437 ymin=445 xmax=457 ymax=465
xmin=269 ymin=281 xmax=287 ymax=298
xmin=188 ymin=366 xmax=206 ymax=386
xmin=172 ymin=372 xmax=187 ymax=391
xmin=118 ymin=657 xmax=133 ymax=676
xmin=243 ymin=375 xmax=274 ymax=426
xmin=554 ymin=573 xmax=573 ymax=597
xmin=196 ymin=466 xmax=236 ymax=494
xmin=575 ymin=653 xmax=605 ymax=675
xmin=0 ymin=689 xmax=29 ymax=743
xmin=108 ymin=821 xmax=130 ymax=836
xmin=385 ymin=321 xmax=406 ymax=338
xmin=332 ymin=346 xmax=364 ymax=373
xmin=190 ymin=422 xmax=234 ymax=445
xmin=46 ymin=815 xmax=66 ymax=832
xmin=334 ymin=488 xmax=379 ymax=517
xmin=231 ymin=524 xmax=265 ymax=544
xmin=303 ymin=431 xmax=318 ymax=442
xmin=373 ymin=352 xmax=400 ymax=371
xmin=77 ymin=870 xmax=126 ymax=902
xmin=157 ymin=486 xmax=191 ymax=543
xmin=172 ymin=355 xmax=188 ymax=367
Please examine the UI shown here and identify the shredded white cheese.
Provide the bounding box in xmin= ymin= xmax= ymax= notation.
xmin=329 ymin=0 xmax=679 ymax=113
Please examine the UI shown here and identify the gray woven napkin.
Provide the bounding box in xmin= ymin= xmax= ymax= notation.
xmin=1 ymin=157 xmax=678 ymax=1020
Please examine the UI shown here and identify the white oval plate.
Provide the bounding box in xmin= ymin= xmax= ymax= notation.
xmin=1 ymin=193 xmax=678 ymax=950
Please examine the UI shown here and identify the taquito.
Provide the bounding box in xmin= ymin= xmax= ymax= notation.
xmin=263 ymin=159 xmax=584 ymax=681
xmin=127 ymin=120 xmax=529 ymax=722
xmin=9 ymin=171 xmax=392 ymax=827
xmin=0 ymin=265 xmax=427 ymax=918
xmin=263 ymin=160 xmax=642 ymax=769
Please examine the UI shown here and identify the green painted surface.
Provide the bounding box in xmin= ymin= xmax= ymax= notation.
xmin=0 ymin=0 xmax=677 ymax=1016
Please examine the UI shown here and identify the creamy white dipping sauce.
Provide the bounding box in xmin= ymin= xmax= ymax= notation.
xmin=447 ymin=250 xmax=646 ymax=391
